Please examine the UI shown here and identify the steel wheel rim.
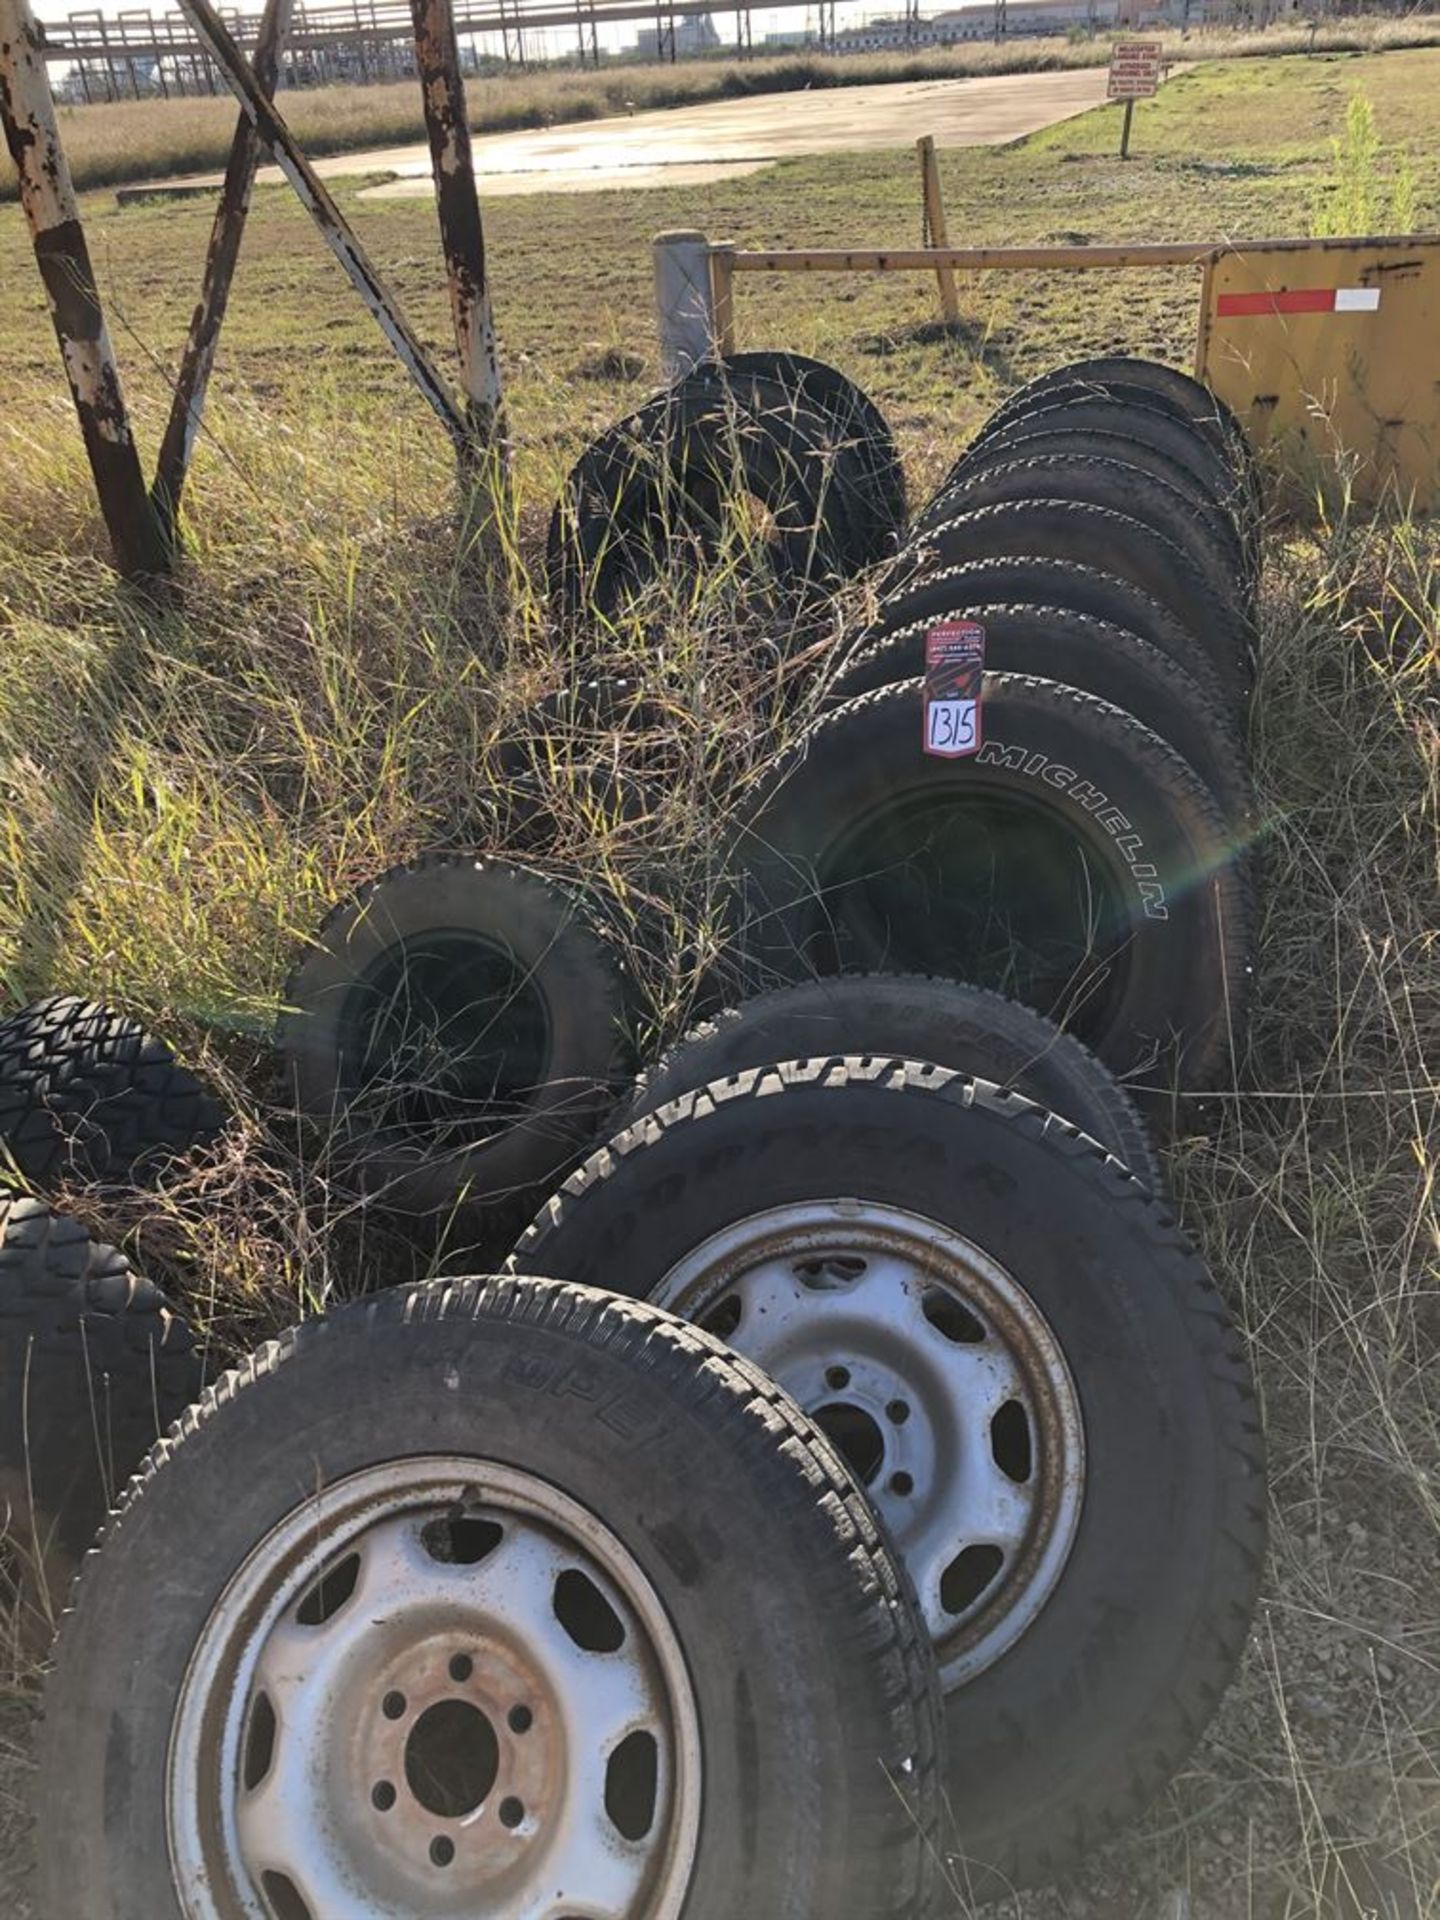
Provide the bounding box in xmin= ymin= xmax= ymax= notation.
xmin=167 ymin=1456 xmax=702 ymax=1920
xmin=652 ymin=1201 xmax=1085 ymax=1689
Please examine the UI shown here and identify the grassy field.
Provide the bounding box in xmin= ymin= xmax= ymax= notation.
xmin=1 ymin=44 xmax=1438 ymax=1919
xmin=4 ymin=9 xmax=1440 ymax=199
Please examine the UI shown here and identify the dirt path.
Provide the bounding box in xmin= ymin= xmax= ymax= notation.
xmin=143 ymin=68 xmax=1108 ymax=202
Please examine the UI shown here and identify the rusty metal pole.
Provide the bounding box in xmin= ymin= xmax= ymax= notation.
xmin=152 ymin=0 xmax=295 ymax=540
xmin=0 ymin=0 xmax=168 ymax=577
xmin=409 ymin=0 xmax=506 ymax=478
xmin=172 ymin=0 xmax=470 ymax=450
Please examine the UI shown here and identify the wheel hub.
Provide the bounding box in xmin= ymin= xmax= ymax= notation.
xmin=168 ymin=1460 xmax=701 ymax=1920
xmin=653 ymin=1201 xmax=1085 ymax=1688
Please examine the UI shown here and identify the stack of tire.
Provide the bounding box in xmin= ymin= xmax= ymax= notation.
xmin=22 ymin=359 xmax=1269 ymax=1917
xmin=0 ymin=997 xmax=219 ymax=1649
xmin=548 ymin=351 xmax=907 ymax=624
xmin=738 ymin=355 xmax=1261 ymax=1124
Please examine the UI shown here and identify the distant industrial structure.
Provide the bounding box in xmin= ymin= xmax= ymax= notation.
xmin=37 ymin=0 xmax=1335 ymax=103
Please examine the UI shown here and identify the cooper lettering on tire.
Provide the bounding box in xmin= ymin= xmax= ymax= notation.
xmin=736 ymin=673 xmax=1253 ymax=1103
xmin=35 ymin=1276 xmax=942 ymax=1920
xmin=515 ymin=1059 xmax=1268 ymax=1892
xmin=277 ymin=854 xmax=632 ymax=1220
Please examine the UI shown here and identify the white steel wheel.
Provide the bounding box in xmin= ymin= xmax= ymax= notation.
xmin=167 ymin=1456 xmax=702 ymax=1920
xmin=651 ymin=1200 xmax=1085 ymax=1689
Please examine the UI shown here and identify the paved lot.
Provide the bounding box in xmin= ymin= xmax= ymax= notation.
xmin=147 ymin=67 xmax=1108 ymax=201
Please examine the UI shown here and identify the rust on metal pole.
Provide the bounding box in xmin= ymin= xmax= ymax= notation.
xmin=172 ymin=0 xmax=471 ymax=448
xmin=409 ymin=0 xmax=506 ymax=471
xmin=0 ymin=0 xmax=168 ymax=577
xmin=152 ymin=0 xmax=295 ymax=539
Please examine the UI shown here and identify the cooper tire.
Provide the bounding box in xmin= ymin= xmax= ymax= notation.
xmin=35 ymin=1274 xmax=942 ymax=1920
xmin=0 ymin=1192 xmax=201 ymax=1650
xmin=277 ymin=854 xmax=633 ymax=1218
xmin=828 ymin=603 xmax=1253 ymax=829
xmin=618 ymin=971 xmax=1162 ymax=1190
xmin=515 ymin=1058 xmax=1268 ymax=1892
xmin=886 ymin=500 xmax=1255 ymax=707
xmin=0 ymin=995 xmax=223 ymax=1189
xmin=860 ymin=556 xmax=1236 ymax=718
xmin=736 ymin=674 xmax=1252 ymax=1103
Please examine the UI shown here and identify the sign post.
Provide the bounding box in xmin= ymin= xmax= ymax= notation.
xmin=1107 ymin=39 xmax=1162 ymax=159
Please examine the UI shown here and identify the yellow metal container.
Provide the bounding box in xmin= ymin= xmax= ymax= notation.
xmin=1197 ymin=236 xmax=1440 ymax=507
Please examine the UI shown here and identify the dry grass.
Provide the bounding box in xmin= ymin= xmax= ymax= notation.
xmin=5 ymin=9 xmax=1440 ymax=201
xmin=0 ymin=45 xmax=1437 ymax=1919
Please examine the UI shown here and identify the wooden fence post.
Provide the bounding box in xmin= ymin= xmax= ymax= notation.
xmin=917 ymin=134 xmax=960 ymax=325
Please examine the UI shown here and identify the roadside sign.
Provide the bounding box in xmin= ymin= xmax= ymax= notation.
xmin=1108 ymin=40 xmax=1162 ymax=100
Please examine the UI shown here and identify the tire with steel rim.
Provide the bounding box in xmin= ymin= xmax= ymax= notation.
xmin=35 ymin=1275 xmax=942 ymax=1920
xmin=515 ymin=1058 xmax=1268 ymax=1891
xmin=618 ymin=971 xmax=1163 ymax=1192
xmin=277 ymin=854 xmax=632 ymax=1221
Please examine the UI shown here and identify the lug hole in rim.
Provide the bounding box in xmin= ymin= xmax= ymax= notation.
xmin=508 ymin=1704 xmax=533 ymax=1734
xmin=499 ymin=1795 xmax=525 ymax=1830
xmin=824 ymin=1364 xmax=851 ymax=1391
xmin=381 ymin=1690 xmax=407 ymax=1721
xmin=448 ymin=1652 xmax=473 ymax=1684
xmin=429 ymin=1836 xmax=456 ymax=1868
xmin=371 ymin=1780 xmax=396 ymax=1812
xmin=889 ymin=1470 xmax=914 ymax=1497
xmin=886 ymin=1398 xmax=911 ymax=1425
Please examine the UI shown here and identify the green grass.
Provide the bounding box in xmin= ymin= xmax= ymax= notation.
xmin=5 ymin=9 xmax=1440 ymax=201
xmin=0 ymin=47 xmax=1437 ymax=1918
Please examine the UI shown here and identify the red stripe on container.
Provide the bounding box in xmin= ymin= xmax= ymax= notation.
xmin=1216 ymin=289 xmax=1337 ymax=316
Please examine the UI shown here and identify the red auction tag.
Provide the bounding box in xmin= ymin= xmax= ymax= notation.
xmin=923 ymin=621 xmax=985 ymax=758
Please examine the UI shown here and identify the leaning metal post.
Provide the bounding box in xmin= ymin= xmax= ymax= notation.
xmin=0 ymin=0 xmax=168 ymax=578
xmin=408 ymin=0 xmax=508 ymax=505
xmin=151 ymin=0 xmax=296 ymax=541
xmin=172 ymin=0 xmax=471 ymax=451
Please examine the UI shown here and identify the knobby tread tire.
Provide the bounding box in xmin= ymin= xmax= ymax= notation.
xmin=0 ymin=995 xmax=224 ymax=1190
xmin=37 ymin=1274 xmax=942 ymax=1920
xmin=0 ymin=1191 xmax=201 ymax=1643
xmin=515 ymin=1058 xmax=1267 ymax=1893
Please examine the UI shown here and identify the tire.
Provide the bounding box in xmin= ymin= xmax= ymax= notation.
xmin=943 ymin=421 xmax=1254 ymax=584
xmin=619 ymin=972 xmax=1162 ymax=1191
xmin=36 ymin=1274 xmax=943 ymax=1920
xmin=514 ymin=1058 xmax=1268 ymax=1891
xmin=0 ymin=1191 xmax=201 ymax=1649
xmin=547 ymin=373 xmax=873 ymax=622
xmin=913 ymin=453 xmax=1250 ymax=622
xmin=828 ymin=603 xmax=1253 ymax=830
xmin=492 ymin=675 xmax=670 ymax=844
xmin=702 ymin=350 xmax=907 ymax=546
xmin=862 ymin=556 xmax=1236 ymax=719
xmin=885 ymin=500 xmax=1255 ymax=708
xmin=736 ymin=674 xmax=1253 ymax=1104
xmin=992 ymin=355 xmax=1256 ymax=489
xmin=277 ymin=854 xmax=633 ymax=1218
xmin=0 ymin=995 xmax=224 ymax=1189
